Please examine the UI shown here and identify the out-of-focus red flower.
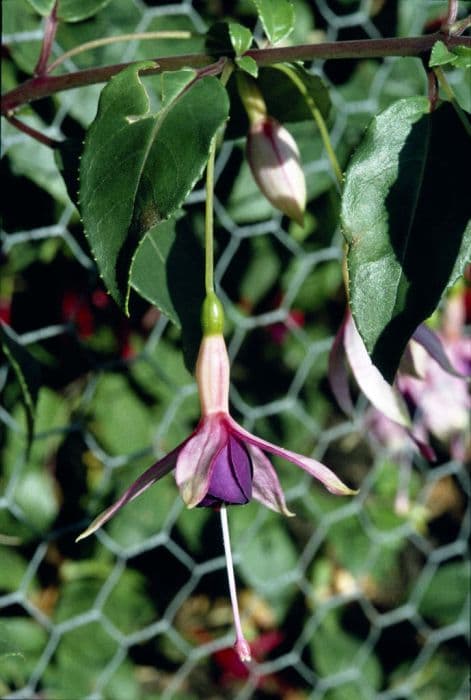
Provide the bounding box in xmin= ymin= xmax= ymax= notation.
xmin=213 ymin=630 xmax=284 ymax=685
xmin=0 ymin=299 xmax=11 ymax=325
xmin=61 ymin=290 xmax=94 ymax=338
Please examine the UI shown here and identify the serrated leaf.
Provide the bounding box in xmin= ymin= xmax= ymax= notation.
xmin=430 ymin=40 xmax=471 ymax=69
xmin=80 ymin=62 xmax=229 ymax=311
xmin=251 ymin=0 xmax=295 ymax=45
xmin=228 ymin=22 xmax=252 ymax=56
xmin=131 ymin=217 xmax=205 ymax=371
xmin=0 ymin=322 xmax=41 ymax=448
xmin=342 ymin=97 xmax=471 ymax=381
xmin=236 ymin=55 xmax=258 ymax=77
xmin=54 ymin=135 xmax=84 ymax=209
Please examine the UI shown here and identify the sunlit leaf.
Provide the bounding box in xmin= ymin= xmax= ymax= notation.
xmin=80 ymin=62 xmax=229 ymax=311
xmin=342 ymin=97 xmax=471 ymax=381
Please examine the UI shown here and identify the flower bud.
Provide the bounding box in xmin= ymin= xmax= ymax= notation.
xmin=246 ymin=116 xmax=306 ymax=225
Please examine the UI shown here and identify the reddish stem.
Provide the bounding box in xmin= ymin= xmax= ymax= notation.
xmin=34 ymin=1 xmax=59 ymax=77
xmin=445 ymin=0 xmax=459 ymax=28
xmin=6 ymin=114 xmax=60 ymax=148
xmin=2 ymin=33 xmax=470 ymax=116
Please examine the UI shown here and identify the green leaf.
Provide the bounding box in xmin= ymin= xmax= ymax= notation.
xmin=0 ymin=322 xmax=40 ymax=447
xmin=251 ymin=0 xmax=295 ymax=44
xmin=80 ymin=62 xmax=229 ymax=311
xmin=228 ymin=22 xmax=253 ymax=56
xmin=236 ymin=56 xmax=258 ymax=77
xmin=430 ymin=40 xmax=471 ymax=69
xmin=0 ymin=618 xmax=47 ymax=689
xmin=26 ymin=0 xmax=112 ymax=21
xmin=206 ymin=20 xmax=252 ymax=59
xmin=57 ymin=0 xmax=112 ymax=22
xmin=24 ymin=0 xmax=54 ymax=14
xmin=130 ymin=216 xmax=205 ymax=371
xmin=342 ymin=97 xmax=471 ymax=381
xmin=311 ymin=611 xmax=382 ymax=690
xmin=225 ymin=65 xmax=330 ymax=139
xmin=4 ymin=115 xmax=69 ymax=204
xmin=54 ymin=135 xmax=83 ymax=209
xmin=418 ymin=562 xmax=470 ymax=625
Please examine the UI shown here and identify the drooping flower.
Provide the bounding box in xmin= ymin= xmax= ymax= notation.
xmin=329 ymin=298 xmax=470 ymax=461
xmin=77 ymin=293 xmax=355 ymax=660
xmin=78 ymin=294 xmax=354 ymax=540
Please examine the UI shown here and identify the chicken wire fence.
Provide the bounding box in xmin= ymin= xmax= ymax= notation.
xmin=1 ymin=1 xmax=470 ymax=699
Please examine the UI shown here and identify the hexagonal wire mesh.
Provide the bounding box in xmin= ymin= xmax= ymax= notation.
xmin=1 ymin=1 xmax=469 ymax=699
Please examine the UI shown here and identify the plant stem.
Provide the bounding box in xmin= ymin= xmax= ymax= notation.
xmin=204 ymin=61 xmax=233 ymax=296
xmin=275 ymin=64 xmax=343 ymax=187
xmin=205 ymin=136 xmax=216 ymax=295
xmin=445 ymin=0 xmax=459 ymax=29
xmin=47 ymin=30 xmax=194 ymax=74
xmin=34 ymin=1 xmax=58 ymax=76
xmin=3 ymin=34 xmax=470 ymax=115
xmin=434 ymin=66 xmax=471 ymax=137
xmin=5 ymin=114 xmax=60 ymax=148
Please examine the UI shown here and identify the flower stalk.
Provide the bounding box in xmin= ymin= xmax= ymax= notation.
xmin=220 ymin=505 xmax=251 ymax=663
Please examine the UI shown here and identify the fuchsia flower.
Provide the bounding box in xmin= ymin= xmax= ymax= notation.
xmin=329 ymin=300 xmax=470 ymax=461
xmin=77 ymin=294 xmax=355 ymax=661
xmin=238 ymin=72 xmax=306 ymax=225
xmin=247 ymin=116 xmax=306 ymax=226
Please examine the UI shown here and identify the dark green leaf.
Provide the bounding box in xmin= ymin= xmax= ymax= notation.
xmin=311 ymin=611 xmax=382 ymax=689
xmin=342 ymin=97 xmax=471 ymax=380
xmin=80 ymin=62 xmax=229 ymax=311
xmin=54 ymin=135 xmax=84 ymax=209
xmin=225 ymin=65 xmax=330 ymax=139
xmin=0 ymin=322 xmax=41 ymax=447
xmin=205 ymin=22 xmax=235 ymax=57
xmin=131 ymin=217 xmax=205 ymax=371
xmin=418 ymin=562 xmax=470 ymax=625
xmin=251 ymin=0 xmax=295 ymax=44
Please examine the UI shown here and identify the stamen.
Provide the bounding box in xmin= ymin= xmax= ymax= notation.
xmin=219 ymin=505 xmax=252 ymax=663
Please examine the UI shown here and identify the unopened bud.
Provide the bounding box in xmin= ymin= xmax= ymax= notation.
xmin=247 ymin=116 xmax=306 ymax=225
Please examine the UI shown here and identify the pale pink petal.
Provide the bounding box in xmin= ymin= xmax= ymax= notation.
xmin=344 ymin=313 xmax=411 ymax=428
xmin=247 ymin=444 xmax=295 ymax=516
xmin=175 ymin=415 xmax=227 ymax=507
xmin=76 ymin=444 xmax=182 ymax=541
xmin=328 ymin=311 xmax=354 ymax=415
xmin=412 ymin=324 xmax=468 ymax=378
xmin=229 ymin=418 xmax=356 ymax=496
